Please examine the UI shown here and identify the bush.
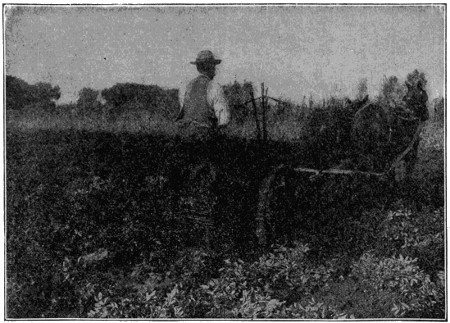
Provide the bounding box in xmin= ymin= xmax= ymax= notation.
xmin=76 ymin=87 xmax=103 ymax=114
xmin=349 ymin=253 xmax=444 ymax=318
xmin=377 ymin=208 xmax=444 ymax=275
xmin=101 ymin=83 xmax=179 ymax=118
xmin=6 ymin=75 xmax=60 ymax=111
xmin=314 ymin=252 xmax=444 ymax=319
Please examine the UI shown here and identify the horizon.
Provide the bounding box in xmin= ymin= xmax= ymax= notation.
xmin=5 ymin=72 xmax=446 ymax=107
xmin=5 ymin=5 xmax=445 ymax=105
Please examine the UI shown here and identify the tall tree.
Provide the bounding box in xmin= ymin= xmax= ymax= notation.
xmin=6 ymin=75 xmax=60 ymax=110
xmin=6 ymin=75 xmax=29 ymax=110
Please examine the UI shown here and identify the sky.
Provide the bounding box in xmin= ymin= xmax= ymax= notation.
xmin=5 ymin=5 xmax=446 ymax=104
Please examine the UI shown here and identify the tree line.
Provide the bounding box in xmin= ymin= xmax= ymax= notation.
xmin=6 ymin=70 xmax=444 ymax=123
xmin=5 ymin=76 xmax=181 ymax=119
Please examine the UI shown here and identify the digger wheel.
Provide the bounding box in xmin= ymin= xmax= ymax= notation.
xmin=256 ymin=165 xmax=299 ymax=246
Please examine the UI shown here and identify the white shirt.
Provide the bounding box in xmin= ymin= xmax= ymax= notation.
xmin=178 ymin=75 xmax=230 ymax=126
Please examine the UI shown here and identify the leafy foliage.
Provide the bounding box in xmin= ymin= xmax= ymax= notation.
xmin=85 ymin=244 xmax=351 ymax=319
xmin=406 ymin=69 xmax=428 ymax=88
xmin=6 ymin=75 xmax=61 ymax=111
xmin=378 ymin=75 xmax=405 ymax=109
xmin=77 ymin=87 xmax=101 ymax=114
xmin=82 ymin=243 xmax=444 ymax=319
xmin=349 ymin=253 xmax=444 ymax=318
xmin=100 ymin=83 xmax=179 ymax=118
xmin=377 ymin=208 xmax=444 ymax=274
xmin=7 ymin=122 xmax=444 ymax=318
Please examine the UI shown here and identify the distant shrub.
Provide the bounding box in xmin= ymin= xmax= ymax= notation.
xmin=100 ymin=83 xmax=179 ymax=118
xmin=6 ymin=75 xmax=60 ymax=111
xmin=6 ymin=75 xmax=28 ymax=110
xmin=57 ymin=103 xmax=77 ymax=113
xmin=76 ymin=87 xmax=102 ymax=114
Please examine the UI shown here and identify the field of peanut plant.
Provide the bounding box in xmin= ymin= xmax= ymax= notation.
xmin=6 ymin=104 xmax=445 ymax=319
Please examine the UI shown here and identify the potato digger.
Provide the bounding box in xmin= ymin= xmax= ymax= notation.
xmin=167 ymin=82 xmax=428 ymax=249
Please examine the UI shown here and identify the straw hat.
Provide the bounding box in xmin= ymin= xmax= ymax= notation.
xmin=190 ymin=50 xmax=222 ymax=65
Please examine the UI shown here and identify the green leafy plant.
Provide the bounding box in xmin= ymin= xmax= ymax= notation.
xmin=350 ymin=253 xmax=444 ymax=318
xmin=378 ymin=208 xmax=444 ymax=274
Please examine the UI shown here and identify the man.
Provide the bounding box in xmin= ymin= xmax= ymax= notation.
xmin=176 ymin=50 xmax=230 ymax=140
xmin=173 ymin=50 xmax=231 ymax=247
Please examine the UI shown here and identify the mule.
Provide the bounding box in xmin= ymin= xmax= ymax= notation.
xmin=351 ymin=82 xmax=429 ymax=174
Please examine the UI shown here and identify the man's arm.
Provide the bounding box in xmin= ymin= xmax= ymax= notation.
xmin=208 ymin=82 xmax=230 ymax=127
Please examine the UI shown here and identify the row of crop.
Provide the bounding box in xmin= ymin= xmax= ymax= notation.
xmin=82 ymin=235 xmax=445 ymax=319
xmin=7 ymin=163 xmax=444 ymax=318
xmin=6 ymin=121 xmax=444 ymax=318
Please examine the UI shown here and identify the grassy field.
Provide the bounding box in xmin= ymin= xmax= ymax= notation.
xmin=6 ymin=108 xmax=445 ymax=318
xmin=6 ymin=107 xmax=306 ymax=141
